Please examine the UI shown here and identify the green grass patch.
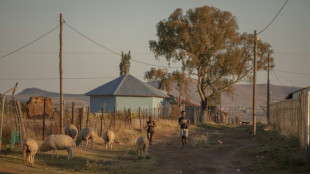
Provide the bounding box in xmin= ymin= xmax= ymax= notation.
xmin=243 ymin=124 xmax=310 ymax=174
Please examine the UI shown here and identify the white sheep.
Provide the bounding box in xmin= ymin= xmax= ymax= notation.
xmin=136 ymin=136 xmax=149 ymax=158
xmin=22 ymin=138 xmax=38 ymax=166
xmin=65 ymin=124 xmax=78 ymax=140
xmin=39 ymin=134 xmax=75 ymax=160
xmin=76 ymin=127 xmax=96 ymax=149
xmin=103 ymin=130 xmax=115 ymax=150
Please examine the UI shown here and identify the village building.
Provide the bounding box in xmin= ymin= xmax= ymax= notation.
xmin=85 ymin=74 xmax=169 ymax=113
xmin=286 ymin=86 xmax=310 ymax=99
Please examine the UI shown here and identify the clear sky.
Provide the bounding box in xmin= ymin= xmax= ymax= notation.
xmin=0 ymin=0 xmax=309 ymax=94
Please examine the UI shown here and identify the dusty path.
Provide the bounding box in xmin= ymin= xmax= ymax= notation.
xmin=148 ymin=125 xmax=257 ymax=174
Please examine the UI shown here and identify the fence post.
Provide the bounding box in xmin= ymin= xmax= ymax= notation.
xmin=113 ymin=107 xmax=116 ymax=130
xmin=17 ymin=101 xmax=25 ymax=141
xmin=72 ymin=102 xmax=75 ymax=124
xmin=86 ymin=106 xmax=90 ymax=128
xmin=43 ymin=97 xmax=46 ymax=140
xmin=101 ymin=107 xmax=104 ymax=136
xmin=79 ymin=107 xmax=84 ymax=130
xmin=139 ymin=107 xmax=142 ymax=132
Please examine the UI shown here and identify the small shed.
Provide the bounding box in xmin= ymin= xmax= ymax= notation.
xmin=286 ymin=86 xmax=310 ymax=99
xmin=85 ymin=74 xmax=169 ymax=113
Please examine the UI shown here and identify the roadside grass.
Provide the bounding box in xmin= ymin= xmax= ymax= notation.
xmin=0 ymin=142 xmax=156 ymax=174
xmin=191 ymin=123 xmax=238 ymax=149
xmin=243 ymin=123 xmax=310 ymax=174
xmin=0 ymin=118 xmax=176 ymax=173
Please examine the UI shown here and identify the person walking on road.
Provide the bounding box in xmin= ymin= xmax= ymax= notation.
xmin=144 ymin=116 xmax=156 ymax=145
xmin=179 ymin=110 xmax=190 ymax=148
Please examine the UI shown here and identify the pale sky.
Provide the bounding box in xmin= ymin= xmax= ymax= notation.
xmin=0 ymin=0 xmax=309 ymax=94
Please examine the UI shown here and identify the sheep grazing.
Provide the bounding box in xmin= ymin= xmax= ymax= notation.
xmin=65 ymin=124 xmax=78 ymax=140
xmin=22 ymin=138 xmax=38 ymax=166
xmin=136 ymin=136 xmax=149 ymax=158
xmin=103 ymin=130 xmax=115 ymax=150
xmin=76 ymin=127 xmax=96 ymax=149
xmin=39 ymin=134 xmax=75 ymax=160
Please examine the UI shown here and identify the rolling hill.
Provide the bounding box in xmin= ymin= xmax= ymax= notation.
xmin=14 ymin=84 xmax=300 ymax=108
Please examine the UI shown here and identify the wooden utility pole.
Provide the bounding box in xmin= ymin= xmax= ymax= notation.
xmin=253 ymin=30 xmax=258 ymax=136
xmin=59 ymin=13 xmax=63 ymax=134
xmin=267 ymin=52 xmax=270 ymax=125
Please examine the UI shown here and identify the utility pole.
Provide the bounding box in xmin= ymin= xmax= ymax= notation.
xmin=253 ymin=30 xmax=258 ymax=136
xmin=267 ymin=52 xmax=270 ymax=126
xmin=59 ymin=13 xmax=63 ymax=134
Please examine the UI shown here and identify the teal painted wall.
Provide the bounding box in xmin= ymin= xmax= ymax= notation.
xmin=90 ymin=96 xmax=167 ymax=113
xmin=89 ymin=96 xmax=115 ymax=113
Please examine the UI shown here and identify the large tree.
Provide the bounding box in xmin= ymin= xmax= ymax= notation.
xmin=119 ymin=51 xmax=131 ymax=76
xmin=147 ymin=6 xmax=274 ymax=119
xmin=144 ymin=68 xmax=189 ymax=106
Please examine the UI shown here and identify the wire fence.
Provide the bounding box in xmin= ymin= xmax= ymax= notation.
xmin=269 ymin=90 xmax=310 ymax=153
xmin=0 ymin=99 xmax=241 ymax=151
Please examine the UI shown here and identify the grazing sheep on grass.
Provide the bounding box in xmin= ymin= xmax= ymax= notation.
xmin=22 ymin=138 xmax=38 ymax=166
xmin=65 ymin=124 xmax=78 ymax=140
xmin=76 ymin=128 xmax=96 ymax=149
xmin=39 ymin=134 xmax=75 ymax=160
xmin=136 ymin=136 xmax=149 ymax=158
xmin=103 ymin=130 xmax=115 ymax=150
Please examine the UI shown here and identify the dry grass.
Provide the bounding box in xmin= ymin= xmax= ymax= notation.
xmin=0 ymin=117 xmax=178 ymax=173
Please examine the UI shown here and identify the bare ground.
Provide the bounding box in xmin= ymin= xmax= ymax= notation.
xmin=148 ymin=125 xmax=257 ymax=174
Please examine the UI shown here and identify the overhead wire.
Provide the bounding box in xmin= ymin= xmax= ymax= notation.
xmin=271 ymin=70 xmax=283 ymax=86
xmin=0 ymin=25 xmax=60 ymax=60
xmin=0 ymin=75 xmax=145 ymax=81
xmin=257 ymin=0 xmax=289 ymax=34
xmin=273 ymin=69 xmax=310 ymax=75
xmin=63 ymin=21 xmax=181 ymax=69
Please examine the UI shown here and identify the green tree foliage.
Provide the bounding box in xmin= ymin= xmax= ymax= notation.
xmin=148 ymin=6 xmax=274 ymax=115
xmin=144 ymin=68 xmax=189 ymax=106
xmin=119 ymin=51 xmax=131 ymax=76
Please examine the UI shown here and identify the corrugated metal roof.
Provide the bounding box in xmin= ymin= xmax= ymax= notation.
xmin=85 ymin=74 xmax=168 ymax=98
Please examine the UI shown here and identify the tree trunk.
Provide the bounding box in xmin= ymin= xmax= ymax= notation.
xmin=201 ymin=98 xmax=209 ymax=123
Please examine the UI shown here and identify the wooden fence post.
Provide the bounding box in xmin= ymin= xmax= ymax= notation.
xmin=86 ymin=106 xmax=90 ymax=128
xmin=43 ymin=97 xmax=46 ymax=140
xmin=17 ymin=101 xmax=25 ymax=141
xmin=78 ymin=107 xmax=84 ymax=130
xmin=101 ymin=107 xmax=104 ymax=136
xmin=71 ymin=102 xmax=75 ymax=124
xmin=139 ymin=107 xmax=142 ymax=132
xmin=113 ymin=107 xmax=116 ymax=130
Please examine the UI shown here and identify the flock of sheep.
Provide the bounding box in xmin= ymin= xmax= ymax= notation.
xmin=22 ymin=124 xmax=149 ymax=166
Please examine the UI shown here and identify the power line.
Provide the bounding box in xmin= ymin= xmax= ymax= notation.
xmin=258 ymin=0 xmax=288 ymax=34
xmin=0 ymin=25 xmax=60 ymax=60
xmin=0 ymin=75 xmax=145 ymax=81
xmin=1 ymin=51 xmax=309 ymax=56
xmin=273 ymin=69 xmax=310 ymax=75
xmin=274 ymin=71 xmax=301 ymax=86
xmin=271 ymin=70 xmax=283 ymax=86
xmin=63 ymin=21 xmax=181 ymax=69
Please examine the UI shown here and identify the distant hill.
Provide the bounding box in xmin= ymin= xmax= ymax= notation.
xmin=16 ymin=88 xmax=89 ymax=107
xmin=148 ymin=82 xmax=300 ymax=107
xmin=14 ymin=84 xmax=300 ymax=108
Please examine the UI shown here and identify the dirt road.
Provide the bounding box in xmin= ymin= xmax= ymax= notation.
xmin=148 ymin=125 xmax=257 ymax=174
